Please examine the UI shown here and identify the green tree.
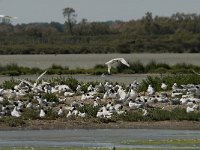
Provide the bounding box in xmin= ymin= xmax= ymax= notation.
xmin=142 ymin=12 xmax=153 ymax=34
xmin=74 ymin=18 xmax=89 ymax=35
xmin=62 ymin=7 xmax=77 ymax=35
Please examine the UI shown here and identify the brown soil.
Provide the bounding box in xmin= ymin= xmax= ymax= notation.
xmin=0 ymin=119 xmax=200 ymax=130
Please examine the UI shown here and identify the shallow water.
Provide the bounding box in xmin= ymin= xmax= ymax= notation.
xmin=0 ymin=129 xmax=200 ymax=148
xmin=1 ymin=53 xmax=200 ymax=69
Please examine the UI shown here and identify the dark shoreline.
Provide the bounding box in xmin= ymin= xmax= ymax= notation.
xmin=1 ymin=120 xmax=200 ymax=131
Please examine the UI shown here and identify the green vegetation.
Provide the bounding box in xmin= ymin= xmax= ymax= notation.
xmin=122 ymin=139 xmax=200 ymax=147
xmin=42 ymin=93 xmax=59 ymax=103
xmin=0 ymin=148 xmax=118 ymax=150
xmin=1 ymin=78 xmax=19 ymax=89
xmin=1 ymin=12 xmax=200 ymax=54
xmin=2 ymin=105 xmax=200 ymax=128
xmin=22 ymin=108 xmax=39 ymax=120
xmin=0 ymin=63 xmax=41 ymax=76
xmin=0 ymin=61 xmax=199 ymax=76
xmin=1 ymin=116 xmax=25 ymax=127
xmin=113 ymin=108 xmax=200 ymax=122
xmin=0 ymin=147 xmax=151 ymax=150
xmin=1 ymin=144 xmax=199 ymax=150
xmin=139 ymin=74 xmax=200 ymax=92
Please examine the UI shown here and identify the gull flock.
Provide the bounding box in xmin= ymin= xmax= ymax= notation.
xmin=0 ymin=72 xmax=200 ymax=119
xmin=0 ymin=58 xmax=200 ymax=120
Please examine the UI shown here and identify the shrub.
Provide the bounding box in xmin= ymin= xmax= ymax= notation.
xmin=64 ymin=77 xmax=79 ymax=91
xmin=139 ymin=74 xmax=200 ymax=92
xmin=80 ymin=81 xmax=100 ymax=93
xmin=118 ymin=110 xmax=144 ymax=122
xmin=42 ymin=93 xmax=59 ymax=103
xmin=1 ymin=78 xmax=19 ymax=89
xmin=46 ymin=108 xmax=58 ymax=120
xmin=2 ymin=70 xmax=21 ymax=76
xmin=79 ymin=104 xmax=100 ymax=118
xmin=94 ymin=64 xmax=106 ymax=69
xmin=129 ymin=61 xmax=145 ymax=73
xmin=22 ymin=108 xmax=39 ymax=120
xmin=170 ymin=108 xmax=200 ymax=121
xmin=2 ymin=116 xmax=25 ymax=127
xmin=148 ymin=109 xmax=171 ymax=121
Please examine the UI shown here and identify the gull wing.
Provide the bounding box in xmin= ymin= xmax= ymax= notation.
xmin=105 ymin=58 xmax=121 ymax=66
xmin=19 ymin=79 xmax=34 ymax=87
xmin=35 ymin=70 xmax=47 ymax=85
xmin=192 ymin=70 xmax=200 ymax=76
xmin=118 ymin=58 xmax=130 ymax=67
xmin=105 ymin=59 xmax=115 ymax=65
xmin=105 ymin=58 xmax=130 ymax=74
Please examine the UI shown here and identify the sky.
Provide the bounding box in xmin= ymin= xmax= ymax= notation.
xmin=1 ymin=0 xmax=200 ymax=24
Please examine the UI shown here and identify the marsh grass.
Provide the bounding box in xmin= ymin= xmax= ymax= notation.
xmin=0 ymin=61 xmax=199 ymax=76
xmin=113 ymin=108 xmax=200 ymax=122
xmin=22 ymin=108 xmax=39 ymax=120
xmin=122 ymin=139 xmax=200 ymax=147
xmin=0 ymin=147 xmax=131 ymax=150
xmin=1 ymin=116 xmax=25 ymax=127
xmin=78 ymin=104 xmax=100 ymax=118
xmin=115 ymin=110 xmax=145 ymax=122
xmin=42 ymin=93 xmax=59 ymax=103
xmin=0 ymin=78 xmax=19 ymax=89
xmin=139 ymin=74 xmax=200 ymax=92
xmin=45 ymin=108 xmax=58 ymax=120
xmin=0 ymin=63 xmax=42 ymax=76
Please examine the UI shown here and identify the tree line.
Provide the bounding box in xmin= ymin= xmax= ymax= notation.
xmin=0 ymin=9 xmax=200 ymax=54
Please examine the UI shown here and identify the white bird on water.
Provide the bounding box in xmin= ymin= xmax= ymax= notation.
xmin=105 ymin=58 xmax=130 ymax=74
